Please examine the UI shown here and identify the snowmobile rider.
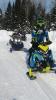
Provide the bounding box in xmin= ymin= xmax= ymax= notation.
xmin=27 ymin=27 xmax=51 ymax=79
xmin=42 ymin=28 xmax=50 ymax=43
xmin=31 ymin=28 xmax=39 ymax=50
xmin=28 ymin=28 xmax=50 ymax=78
xmin=29 ymin=27 xmax=50 ymax=65
xmin=31 ymin=27 xmax=50 ymax=49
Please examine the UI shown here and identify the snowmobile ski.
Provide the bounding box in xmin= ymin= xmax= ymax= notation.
xmin=26 ymin=72 xmax=36 ymax=80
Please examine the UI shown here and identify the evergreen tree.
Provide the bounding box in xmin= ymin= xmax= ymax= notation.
xmin=0 ymin=8 xmax=2 ymax=29
xmin=29 ymin=2 xmax=36 ymax=24
xmin=36 ymin=3 xmax=45 ymax=18
xmin=3 ymin=0 xmax=36 ymax=30
xmin=14 ymin=0 xmax=21 ymax=26
xmin=20 ymin=0 xmax=26 ymax=22
xmin=11 ymin=2 xmax=16 ymax=29
xmin=21 ymin=0 xmax=36 ymax=24
xmin=45 ymin=14 xmax=51 ymax=30
xmin=51 ymin=4 xmax=56 ymax=24
xmin=5 ymin=1 xmax=12 ymax=29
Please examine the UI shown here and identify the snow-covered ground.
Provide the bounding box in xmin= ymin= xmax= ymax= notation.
xmin=0 ymin=30 xmax=56 ymax=100
xmin=49 ymin=31 xmax=56 ymax=61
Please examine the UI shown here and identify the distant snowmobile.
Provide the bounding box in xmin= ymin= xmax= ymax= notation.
xmin=9 ymin=33 xmax=24 ymax=52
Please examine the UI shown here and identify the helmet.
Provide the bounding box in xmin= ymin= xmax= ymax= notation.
xmin=37 ymin=17 xmax=46 ymax=30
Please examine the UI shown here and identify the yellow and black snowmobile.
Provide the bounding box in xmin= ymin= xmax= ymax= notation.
xmin=27 ymin=41 xmax=55 ymax=80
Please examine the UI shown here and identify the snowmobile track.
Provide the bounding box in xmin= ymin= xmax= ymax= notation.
xmin=35 ymin=73 xmax=56 ymax=100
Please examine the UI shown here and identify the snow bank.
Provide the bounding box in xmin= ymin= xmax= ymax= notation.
xmin=23 ymin=34 xmax=32 ymax=49
xmin=49 ymin=31 xmax=56 ymax=61
xmin=0 ymin=30 xmax=13 ymax=42
xmin=49 ymin=31 xmax=56 ymax=42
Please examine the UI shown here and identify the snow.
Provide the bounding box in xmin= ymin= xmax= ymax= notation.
xmin=49 ymin=31 xmax=56 ymax=61
xmin=0 ymin=30 xmax=56 ymax=100
xmin=0 ymin=30 xmax=13 ymax=42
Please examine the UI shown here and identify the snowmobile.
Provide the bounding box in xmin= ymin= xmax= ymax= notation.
xmin=9 ymin=34 xmax=24 ymax=52
xmin=28 ymin=41 xmax=55 ymax=73
xmin=26 ymin=41 xmax=56 ymax=80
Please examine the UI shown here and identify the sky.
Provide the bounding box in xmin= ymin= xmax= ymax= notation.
xmin=0 ymin=0 xmax=55 ymax=12
xmin=0 ymin=0 xmax=15 ymax=11
xmin=33 ymin=0 xmax=55 ymax=12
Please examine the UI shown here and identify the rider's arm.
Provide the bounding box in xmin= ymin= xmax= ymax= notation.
xmin=45 ymin=31 xmax=50 ymax=41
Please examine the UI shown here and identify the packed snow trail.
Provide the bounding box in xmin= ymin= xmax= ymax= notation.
xmin=49 ymin=31 xmax=56 ymax=61
xmin=0 ymin=30 xmax=56 ymax=100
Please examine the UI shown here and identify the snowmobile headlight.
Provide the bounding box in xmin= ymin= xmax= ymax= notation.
xmin=15 ymin=39 xmax=17 ymax=42
xmin=18 ymin=39 xmax=20 ymax=42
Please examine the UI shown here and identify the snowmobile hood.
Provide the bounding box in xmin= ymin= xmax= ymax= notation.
xmin=38 ymin=44 xmax=49 ymax=52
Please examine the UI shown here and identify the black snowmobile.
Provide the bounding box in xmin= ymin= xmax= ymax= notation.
xmin=9 ymin=33 xmax=24 ymax=52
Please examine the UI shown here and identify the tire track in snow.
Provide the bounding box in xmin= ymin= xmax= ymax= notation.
xmin=35 ymin=73 xmax=56 ymax=100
